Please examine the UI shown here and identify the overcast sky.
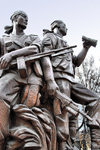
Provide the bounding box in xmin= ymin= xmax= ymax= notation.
xmin=0 ymin=0 xmax=100 ymax=65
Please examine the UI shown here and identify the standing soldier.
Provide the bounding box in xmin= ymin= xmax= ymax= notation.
xmin=0 ymin=11 xmax=43 ymax=149
xmin=42 ymin=20 xmax=100 ymax=150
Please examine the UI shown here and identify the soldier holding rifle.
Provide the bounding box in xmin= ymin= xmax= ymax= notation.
xmin=42 ymin=20 xmax=100 ymax=150
xmin=0 ymin=10 xmax=72 ymax=150
xmin=0 ymin=11 xmax=78 ymax=149
xmin=0 ymin=10 xmax=44 ymax=149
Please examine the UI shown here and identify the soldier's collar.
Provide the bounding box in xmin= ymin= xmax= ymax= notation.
xmin=54 ymin=33 xmax=63 ymax=38
xmin=10 ymin=32 xmax=25 ymax=38
xmin=43 ymin=29 xmax=53 ymax=35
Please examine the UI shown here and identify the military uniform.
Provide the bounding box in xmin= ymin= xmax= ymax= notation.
xmin=42 ymin=31 xmax=100 ymax=150
xmin=0 ymin=33 xmax=42 ymax=148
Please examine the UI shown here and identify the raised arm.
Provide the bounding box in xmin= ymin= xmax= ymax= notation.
xmin=73 ymin=36 xmax=97 ymax=67
xmin=73 ymin=44 xmax=90 ymax=67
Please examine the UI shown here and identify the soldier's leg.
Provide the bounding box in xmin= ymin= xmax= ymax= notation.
xmin=56 ymin=109 xmax=71 ymax=150
xmin=87 ymin=101 xmax=100 ymax=150
xmin=0 ymin=72 xmax=26 ymax=149
xmin=69 ymin=113 xmax=78 ymax=145
xmin=21 ymin=84 xmax=41 ymax=108
xmin=71 ymin=83 xmax=100 ymax=149
xmin=55 ymin=79 xmax=74 ymax=150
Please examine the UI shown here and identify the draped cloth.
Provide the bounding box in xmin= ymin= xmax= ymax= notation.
xmin=6 ymin=104 xmax=57 ymax=150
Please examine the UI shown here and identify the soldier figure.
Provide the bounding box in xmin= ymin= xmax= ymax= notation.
xmin=0 ymin=11 xmax=42 ymax=149
xmin=42 ymin=20 xmax=100 ymax=150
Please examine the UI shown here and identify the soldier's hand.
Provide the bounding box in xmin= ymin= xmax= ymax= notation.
xmin=47 ymin=80 xmax=59 ymax=96
xmin=0 ymin=53 xmax=12 ymax=69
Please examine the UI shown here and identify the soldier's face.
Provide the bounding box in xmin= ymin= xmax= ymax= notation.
xmin=16 ymin=15 xmax=28 ymax=29
xmin=59 ymin=23 xmax=67 ymax=36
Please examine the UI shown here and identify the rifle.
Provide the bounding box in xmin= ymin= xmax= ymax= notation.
xmin=11 ymin=45 xmax=76 ymax=66
xmin=54 ymin=90 xmax=94 ymax=123
xmin=10 ymin=45 xmax=77 ymax=78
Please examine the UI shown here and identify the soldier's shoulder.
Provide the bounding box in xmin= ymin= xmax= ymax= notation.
xmin=0 ymin=34 xmax=10 ymax=43
xmin=2 ymin=34 xmax=10 ymax=39
xmin=28 ymin=34 xmax=40 ymax=41
xmin=43 ymin=29 xmax=52 ymax=34
xmin=43 ymin=29 xmax=56 ymax=39
xmin=2 ymin=34 xmax=10 ymax=37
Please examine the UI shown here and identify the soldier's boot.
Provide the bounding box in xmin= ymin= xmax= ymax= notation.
xmin=90 ymin=128 xmax=100 ymax=150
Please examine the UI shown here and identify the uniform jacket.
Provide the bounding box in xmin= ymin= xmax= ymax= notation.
xmin=42 ymin=31 xmax=77 ymax=83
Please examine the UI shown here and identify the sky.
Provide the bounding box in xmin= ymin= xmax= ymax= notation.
xmin=0 ymin=0 xmax=100 ymax=65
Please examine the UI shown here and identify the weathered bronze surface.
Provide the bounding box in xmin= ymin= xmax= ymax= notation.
xmin=42 ymin=20 xmax=100 ymax=150
xmin=0 ymin=11 xmax=57 ymax=150
xmin=0 ymin=12 xmax=100 ymax=150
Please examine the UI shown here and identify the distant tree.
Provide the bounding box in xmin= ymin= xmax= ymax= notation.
xmin=75 ymin=56 xmax=100 ymax=149
xmin=76 ymin=56 xmax=100 ymax=93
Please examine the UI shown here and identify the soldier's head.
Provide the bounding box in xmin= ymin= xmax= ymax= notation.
xmin=51 ymin=20 xmax=67 ymax=36
xmin=10 ymin=10 xmax=28 ymax=29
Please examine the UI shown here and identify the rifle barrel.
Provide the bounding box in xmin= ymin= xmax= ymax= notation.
xmin=10 ymin=45 xmax=77 ymax=66
xmin=79 ymin=110 xmax=93 ymax=121
xmin=52 ymin=49 xmax=73 ymax=57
